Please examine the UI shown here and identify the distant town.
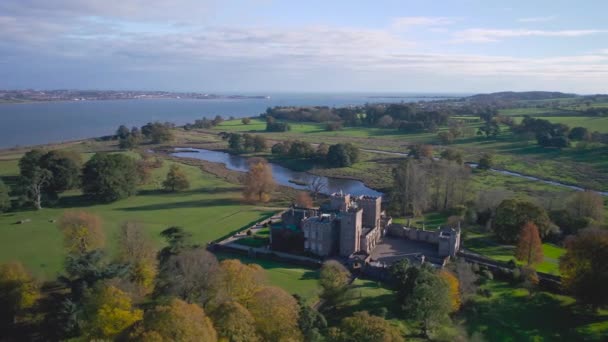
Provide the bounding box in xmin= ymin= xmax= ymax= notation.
xmin=0 ymin=89 xmax=270 ymax=103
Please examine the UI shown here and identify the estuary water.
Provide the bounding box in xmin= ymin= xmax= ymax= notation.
xmin=171 ymin=148 xmax=383 ymax=197
xmin=0 ymin=92 xmax=460 ymax=148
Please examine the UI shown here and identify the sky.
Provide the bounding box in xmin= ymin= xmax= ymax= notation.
xmin=0 ymin=0 xmax=607 ymax=94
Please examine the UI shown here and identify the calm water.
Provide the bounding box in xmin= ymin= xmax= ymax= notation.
xmin=0 ymin=93 xmax=461 ymax=148
xmin=172 ymin=148 xmax=383 ymax=197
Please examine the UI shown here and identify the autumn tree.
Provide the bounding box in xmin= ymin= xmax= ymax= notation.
xmin=242 ymin=117 xmax=251 ymax=125
xmin=82 ymin=284 xmax=143 ymax=340
xmin=408 ymin=144 xmax=433 ymax=159
xmin=157 ymin=248 xmax=222 ymax=307
xmin=247 ymin=286 xmax=302 ymax=341
xmin=295 ymin=191 xmax=313 ymax=207
xmin=58 ymin=210 xmax=105 ymax=255
xmin=117 ymin=221 xmax=157 ymax=296
xmin=210 ymin=301 xmax=259 ymax=342
xmin=132 ymin=298 xmax=217 ymax=341
xmin=515 ymin=222 xmax=544 ymax=266
xmin=163 ymin=164 xmax=190 ymax=192
xmin=328 ymin=311 xmax=404 ymax=342
xmin=452 ymin=259 xmax=478 ymax=302
xmin=0 ymin=262 xmax=39 ymax=330
xmin=242 ymin=159 xmax=275 ymax=202
xmin=560 ymin=228 xmax=608 ymax=309
xmin=219 ymin=259 xmax=266 ymax=305
xmin=567 ymin=190 xmax=604 ymax=223
xmin=319 ymin=260 xmax=351 ymax=308
xmin=438 ymin=270 xmax=461 ymax=312
xmin=0 ymin=179 xmax=10 ymax=213
xmin=493 ymin=199 xmax=552 ymax=243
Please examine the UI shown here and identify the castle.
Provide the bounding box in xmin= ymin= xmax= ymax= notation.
xmin=271 ymin=192 xmax=461 ymax=264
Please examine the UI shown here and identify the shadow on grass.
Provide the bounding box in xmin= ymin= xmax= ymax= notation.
xmin=137 ymin=186 xmax=242 ymax=197
xmin=463 ymin=288 xmax=602 ymax=341
xmin=117 ymin=198 xmax=242 ymax=211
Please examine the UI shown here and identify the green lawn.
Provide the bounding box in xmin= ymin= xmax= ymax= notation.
xmin=464 ymin=280 xmax=608 ymax=341
xmin=0 ymin=156 xmax=275 ymax=279
xmin=215 ymin=253 xmax=320 ymax=305
xmin=464 ymin=231 xmax=565 ymax=275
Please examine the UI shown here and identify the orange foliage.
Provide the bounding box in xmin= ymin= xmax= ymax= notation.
xmin=438 ymin=270 xmax=461 ymax=312
xmin=57 ymin=210 xmax=105 ymax=254
xmin=515 ymin=222 xmax=543 ymax=266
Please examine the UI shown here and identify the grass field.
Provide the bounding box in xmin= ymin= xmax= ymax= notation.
xmin=464 ymin=280 xmax=608 ymax=341
xmin=464 ymin=231 xmax=565 ymax=274
xmin=0 ymin=155 xmax=276 ymax=279
xmin=215 ymin=253 xmax=320 ymax=305
xmin=512 ymin=116 xmax=608 ymax=133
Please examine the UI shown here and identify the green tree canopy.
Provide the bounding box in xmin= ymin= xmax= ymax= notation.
xmin=493 ymin=199 xmax=552 ymax=243
xmin=82 ymin=153 xmax=139 ymax=202
xmin=0 ymin=179 xmax=10 ymax=213
xmin=163 ymin=164 xmax=190 ymax=192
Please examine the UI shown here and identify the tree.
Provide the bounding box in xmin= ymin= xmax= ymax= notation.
xmin=437 ymin=131 xmax=455 ymax=145
xmin=132 ymin=299 xmax=217 ymax=341
xmin=40 ymin=150 xmax=82 ymax=197
xmin=567 ymin=191 xmax=604 ymax=223
xmin=328 ymin=311 xmax=404 ymax=342
xmin=116 ymin=125 xmax=131 ymax=139
xmin=568 ymin=127 xmax=590 ymax=141
xmin=319 ymin=260 xmax=351 ymax=308
xmin=163 ymin=164 xmax=190 ymax=192
xmin=406 ymin=268 xmax=451 ymax=337
xmin=389 ymin=259 xmax=418 ymax=308
xmin=408 ymin=144 xmax=433 ymax=159
xmin=391 ymin=160 xmax=429 ymax=216
xmin=18 ymin=149 xmax=52 ymax=209
xmin=377 ymin=115 xmax=394 ymax=128
xmin=307 ymin=173 xmax=326 ymax=200
xmin=228 ymin=133 xmax=244 ymax=152
xmin=327 ymin=144 xmax=356 ymax=167
xmin=0 ymin=179 xmax=10 ymax=213
xmin=58 ymin=210 xmax=105 ymax=255
xmin=219 ymin=259 xmax=266 ymax=305
xmin=0 ymin=262 xmax=39 ymax=329
xmin=242 ymin=117 xmax=251 ymax=125
xmin=295 ymin=191 xmax=313 ymax=207
xmin=316 ymin=143 xmax=329 ymax=159
xmin=82 ymin=153 xmax=140 ymax=202
xmin=515 ymin=222 xmax=544 ymax=266
xmin=117 ymin=221 xmax=157 ymax=296
xmin=452 ymin=259 xmax=478 ymax=301
xmin=295 ymin=295 xmax=326 ymax=342
xmin=440 ymin=148 xmax=464 ymax=164
xmin=252 ymin=135 xmax=267 ymax=152
xmin=477 ymin=153 xmax=494 ymax=170
xmin=158 ymin=226 xmax=194 ymax=264
xmin=210 ymin=301 xmax=259 ymax=342
xmin=493 ymin=199 xmax=552 ymax=243
xmin=438 ymin=270 xmax=461 ymax=312
xmin=82 ymin=284 xmax=143 ymax=340
xmin=141 ymin=122 xmax=174 ymax=143
xmin=560 ymin=228 xmax=608 ymax=310
xmin=247 ymin=286 xmax=302 ymax=341
xmin=157 ymin=248 xmax=222 ymax=306
xmin=242 ymin=159 xmax=275 ymax=202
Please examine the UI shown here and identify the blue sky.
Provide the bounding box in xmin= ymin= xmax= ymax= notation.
xmin=0 ymin=0 xmax=607 ymax=93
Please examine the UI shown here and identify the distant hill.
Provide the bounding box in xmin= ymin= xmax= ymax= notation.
xmin=468 ymin=91 xmax=578 ymax=102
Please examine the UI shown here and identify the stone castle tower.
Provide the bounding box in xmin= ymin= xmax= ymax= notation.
xmin=339 ymin=208 xmax=362 ymax=256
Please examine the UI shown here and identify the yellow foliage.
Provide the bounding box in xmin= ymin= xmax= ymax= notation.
xmin=242 ymin=161 xmax=275 ymax=203
xmin=85 ymin=284 xmax=143 ymax=339
xmin=220 ymin=259 xmax=266 ymax=305
xmin=0 ymin=261 xmax=40 ymax=312
xmin=439 ymin=270 xmax=461 ymax=312
xmin=131 ymin=260 xmax=157 ymax=296
xmin=135 ymin=298 xmax=217 ymax=342
xmin=247 ymin=286 xmax=302 ymax=342
xmin=58 ymin=210 xmax=105 ymax=254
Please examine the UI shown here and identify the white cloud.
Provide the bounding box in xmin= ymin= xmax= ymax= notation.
xmin=452 ymin=28 xmax=608 ymax=43
xmin=391 ymin=16 xmax=454 ymax=29
xmin=517 ymin=16 xmax=556 ymax=23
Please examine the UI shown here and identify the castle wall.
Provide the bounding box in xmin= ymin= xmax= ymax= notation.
xmin=356 ymin=196 xmax=381 ymax=228
xmin=303 ymin=216 xmax=336 ymax=256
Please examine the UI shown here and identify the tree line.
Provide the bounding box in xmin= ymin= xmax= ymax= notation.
xmin=0 ymin=150 xmax=191 ymax=212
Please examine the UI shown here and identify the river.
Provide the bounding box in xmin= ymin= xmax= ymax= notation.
xmin=171 ymin=148 xmax=383 ymax=197
xmin=0 ymin=92 xmax=460 ymax=148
